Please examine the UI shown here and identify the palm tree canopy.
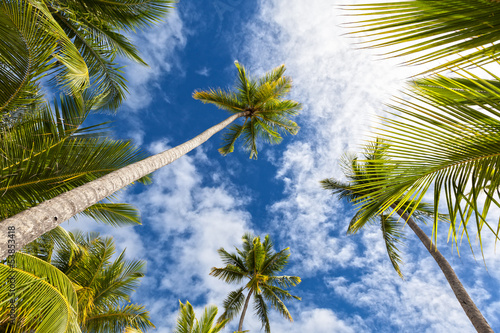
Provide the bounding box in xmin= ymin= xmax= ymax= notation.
xmin=193 ymin=61 xmax=301 ymax=159
xmin=210 ymin=233 xmax=301 ymax=333
xmin=173 ymin=301 xmax=228 ymax=333
xmin=23 ymin=230 xmax=155 ymax=332
xmin=343 ymin=0 xmax=500 ymax=73
xmin=344 ymin=68 xmax=500 ymax=254
xmin=0 ymin=93 xmax=151 ymax=226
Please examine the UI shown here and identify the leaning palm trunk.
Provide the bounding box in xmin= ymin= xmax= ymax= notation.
xmin=0 ymin=111 xmax=249 ymax=260
xmin=238 ymin=288 xmax=253 ymax=332
xmin=395 ymin=206 xmax=492 ymax=333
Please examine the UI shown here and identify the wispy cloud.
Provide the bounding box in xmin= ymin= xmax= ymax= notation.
xmin=124 ymin=10 xmax=187 ymax=112
xmin=195 ymin=67 xmax=211 ymax=77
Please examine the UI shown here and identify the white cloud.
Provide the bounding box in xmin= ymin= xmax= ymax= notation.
xmin=124 ymin=10 xmax=187 ymax=111
xmin=195 ymin=67 xmax=211 ymax=77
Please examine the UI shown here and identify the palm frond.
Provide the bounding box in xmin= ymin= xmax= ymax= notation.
xmin=81 ymin=203 xmax=143 ymax=226
xmin=380 ymin=214 xmax=406 ymax=279
xmin=0 ymin=1 xmax=88 ymax=116
xmin=84 ymin=303 xmax=154 ymax=333
xmin=0 ymin=252 xmax=80 ymax=333
xmin=218 ymin=287 xmax=245 ymax=323
xmin=253 ymin=293 xmax=271 ymax=333
xmin=351 ymin=69 xmax=500 ymax=250
xmin=174 ymin=300 xmax=195 ymax=333
xmin=343 ymin=0 xmax=500 ymax=73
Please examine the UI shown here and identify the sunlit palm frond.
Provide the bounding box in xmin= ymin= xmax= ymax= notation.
xmin=352 ymin=69 xmax=500 ymax=251
xmin=261 ymin=286 xmax=293 ymax=322
xmin=0 ymin=252 xmax=80 ymax=333
xmin=81 ymin=203 xmax=143 ymax=226
xmin=343 ymin=0 xmax=500 ymax=73
xmin=210 ymin=266 xmax=247 ymax=284
xmin=0 ymin=1 xmax=88 ymax=116
xmin=174 ymin=301 xmax=196 ymax=333
xmin=58 ymin=0 xmax=175 ymax=31
xmin=193 ymin=88 xmax=244 ymax=113
xmin=268 ymin=276 xmax=301 ymax=289
xmin=84 ymin=303 xmax=154 ymax=333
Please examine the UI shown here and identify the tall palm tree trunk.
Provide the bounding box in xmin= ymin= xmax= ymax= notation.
xmin=238 ymin=288 xmax=253 ymax=332
xmin=0 ymin=111 xmax=249 ymax=260
xmin=395 ymin=207 xmax=492 ymax=332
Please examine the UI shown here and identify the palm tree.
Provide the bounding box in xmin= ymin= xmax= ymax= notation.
xmin=0 ymin=61 xmax=301 ymax=260
xmin=346 ymin=71 xmax=500 ymax=255
xmin=21 ymin=230 xmax=155 ymax=332
xmin=210 ymin=233 xmax=301 ymax=333
xmin=321 ymin=141 xmax=493 ymax=332
xmin=0 ymin=93 xmax=150 ymax=226
xmin=343 ymin=0 xmax=500 ymax=73
xmin=173 ymin=301 xmax=228 ymax=333
xmin=343 ymin=0 xmax=500 ymax=257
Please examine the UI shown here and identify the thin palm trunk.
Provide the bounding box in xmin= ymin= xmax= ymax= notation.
xmin=0 ymin=111 xmax=249 ymax=260
xmin=238 ymin=288 xmax=253 ymax=332
xmin=395 ymin=206 xmax=492 ymax=332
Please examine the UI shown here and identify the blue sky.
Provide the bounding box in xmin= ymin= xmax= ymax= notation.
xmin=63 ymin=1 xmax=500 ymax=332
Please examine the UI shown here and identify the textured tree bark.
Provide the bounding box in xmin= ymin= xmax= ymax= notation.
xmin=0 ymin=111 xmax=249 ymax=260
xmin=238 ymin=288 xmax=253 ymax=333
xmin=395 ymin=207 xmax=493 ymax=333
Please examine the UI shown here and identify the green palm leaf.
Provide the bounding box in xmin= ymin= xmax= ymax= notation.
xmin=0 ymin=252 xmax=80 ymax=333
xmin=0 ymin=1 xmax=88 ymax=116
xmin=351 ymin=68 xmax=500 ymax=251
xmin=343 ymin=0 xmax=500 ymax=73
xmin=0 ymin=93 xmax=150 ymax=228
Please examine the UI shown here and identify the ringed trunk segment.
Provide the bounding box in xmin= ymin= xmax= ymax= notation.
xmin=238 ymin=288 xmax=254 ymax=332
xmin=395 ymin=206 xmax=493 ymax=333
xmin=0 ymin=111 xmax=249 ymax=260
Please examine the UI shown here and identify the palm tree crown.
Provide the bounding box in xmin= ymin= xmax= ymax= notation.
xmin=210 ymin=233 xmax=301 ymax=333
xmin=194 ymin=61 xmax=301 ymax=159
xmin=23 ymin=230 xmax=155 ymax=333
xmin=173 ymin=301 xmax=228 ymax=333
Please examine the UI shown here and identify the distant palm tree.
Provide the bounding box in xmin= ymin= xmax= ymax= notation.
xmin=0 ymin=62 xmax=301 ymax=260
xmin=321 ymin=141 xmax=493 ymax=333
xmin=173 ymin=301 xmax=228 ymax=333
xmin=23 ymin=230 xmax=155 ymax=332
xmin=210 ymin=233 xmax=301 ymax=333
